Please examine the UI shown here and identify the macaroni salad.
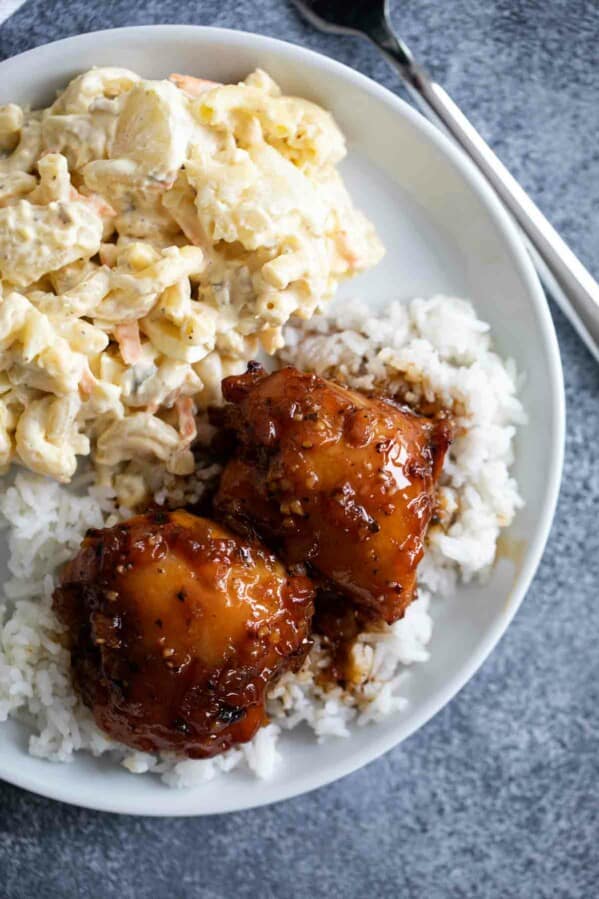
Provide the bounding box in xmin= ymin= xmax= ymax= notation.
xmin=0 ymin=67 xmax=383 ymax=503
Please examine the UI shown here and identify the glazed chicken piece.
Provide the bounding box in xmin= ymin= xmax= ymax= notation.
xmin=214 ymin=365 xmax=451 ymax=624
xmin=53 ymin=509 xmax=314 ymax=758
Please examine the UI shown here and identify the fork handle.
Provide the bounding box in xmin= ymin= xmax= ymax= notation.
xmin=369 ymin=24 xmax=599 ymax=362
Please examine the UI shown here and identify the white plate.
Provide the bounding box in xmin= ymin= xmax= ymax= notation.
xmin=0 ymin=25 xmax=564 ymax=815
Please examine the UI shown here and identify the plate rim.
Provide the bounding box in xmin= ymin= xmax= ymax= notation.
xmin=0 ymin=23 xmax=565 ymax=816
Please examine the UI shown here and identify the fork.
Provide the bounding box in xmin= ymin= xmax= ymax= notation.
xmin=291 ymin=0 xmax=599 ymax=362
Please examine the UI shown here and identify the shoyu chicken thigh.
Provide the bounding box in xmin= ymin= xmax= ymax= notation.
xmin=53 ymin=509 xmax=314 ymax=757
xmin=214 ymin=365 xmax=452 ymax=624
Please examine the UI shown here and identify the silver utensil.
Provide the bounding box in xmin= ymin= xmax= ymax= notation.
xmin=291 ymin=0 xmax=599 ymax=362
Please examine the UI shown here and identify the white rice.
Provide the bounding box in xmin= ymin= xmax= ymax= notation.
xmin=0 ymin=296 xmax=526 ymax=788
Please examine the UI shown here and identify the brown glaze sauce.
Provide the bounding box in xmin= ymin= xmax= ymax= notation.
xmin=312 ymin=591 xmax=374 ymax=688
xmin=54 ymin=509 xmax=314 ymax=758
xmin=214 ymin=365 xmax=453 ymax=625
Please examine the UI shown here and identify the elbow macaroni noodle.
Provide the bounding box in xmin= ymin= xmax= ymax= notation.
xmin=0 ymin=67 xmax=384 ymax=499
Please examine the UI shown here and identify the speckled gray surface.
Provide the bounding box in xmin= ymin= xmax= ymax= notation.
xmin=0 ymin=1 xmax=598 ymax=896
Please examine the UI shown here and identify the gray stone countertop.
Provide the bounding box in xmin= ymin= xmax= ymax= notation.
xmin=0 ymin=2 xmax=597 ymax=897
